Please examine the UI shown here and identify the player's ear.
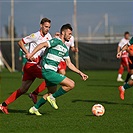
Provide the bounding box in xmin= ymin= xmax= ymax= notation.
xmin=62 ymin=31 xmax=65 ymax=35
xmin=40 ymin=24 xmax=42 ymax=28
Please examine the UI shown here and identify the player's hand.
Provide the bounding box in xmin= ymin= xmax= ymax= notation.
xmin=116 ymin=51 xmax=122 ymax=59
xmin=19 ymin=57 xmax=22 ymax=61
xmin=26 ymin=53 xmax=32 ymax=60
xmin=30 ymin=57 xmax=36 ymax=62
xmin=79 ymin=72 xmax=88 ymax=81
xmin=75 ymin=47 xmax=79 ymax=52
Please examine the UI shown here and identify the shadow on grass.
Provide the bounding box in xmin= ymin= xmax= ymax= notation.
xmin=85 ymin=114 xmax=94 ymax=117
xmin=0 ymin=108 xmax=27 ymax=114
xmin=87 ymin=84 xmax=118 ymax=87
xmin=72 ymin=99 xmax=133 ymax=106
xmin=87 ymin=78 xmax=116 ymax=82
xmin=0 ymin=108 xmax=47 ymax=115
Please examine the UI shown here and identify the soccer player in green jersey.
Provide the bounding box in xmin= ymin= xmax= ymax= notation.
xmin=117 ymin=37 xmax=133 ymax=100
xmin=26 ymin=24 xmax=88 ymax=116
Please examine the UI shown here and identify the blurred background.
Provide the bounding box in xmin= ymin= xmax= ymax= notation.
xmin=0 ymin=0 xmax=133 ymax=72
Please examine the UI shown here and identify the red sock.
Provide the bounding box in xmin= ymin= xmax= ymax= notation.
xmin=5 ymin=89 xmax=22 ymax=105
xmin=33 ymin=81 xmax=46 ymax=95
xmin=118 ymin=65 xmax=124 ymax=74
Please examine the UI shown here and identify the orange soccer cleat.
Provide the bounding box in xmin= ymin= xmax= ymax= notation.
xmin=0 ymin=104 xmax=9 ymax=114
xmin=118 ymin=86 xmax=125 ymax=100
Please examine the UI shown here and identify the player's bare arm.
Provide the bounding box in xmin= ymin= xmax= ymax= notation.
xmin=117 ymin=44 xmax=128 ymax=58
xmin=65 ymin=57 xmax=88 ymax=81
xmin=71 ymin=46 xmax=78 ymax=52
xmin=18 ymin=40 xmax=29 ymax=54
xmin=26 ymin=42 xmax=49 ymax=60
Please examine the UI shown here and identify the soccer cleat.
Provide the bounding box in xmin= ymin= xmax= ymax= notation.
xmin=0 ymin=104 xmax=9 ymax=114
xmin=117 ymin=78 xmax=124 ymax=82
xmin=29 ymin=93 xmax=37 ymax=104
xmin=118 ymin=86 xmax=125 ymax=100
xmin=47 ymin=95 xmax=58 ymax=110
xmin=29 ymin=106 xmax=42 ymax=116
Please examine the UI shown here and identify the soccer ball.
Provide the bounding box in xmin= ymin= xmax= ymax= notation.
xmin=92 ymin=104 xmax=105 ymax=116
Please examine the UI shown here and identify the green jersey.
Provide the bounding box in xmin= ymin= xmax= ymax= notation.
xmin=19 ymin=43 xmax=29 ymax=58
xmin=129 ymin=37 xmax=133 ymax=45
xmin=41 ymin=38 xmax=69 ymax=72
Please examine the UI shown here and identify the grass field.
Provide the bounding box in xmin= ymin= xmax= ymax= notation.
xmin=0 ymin=69 xmax=133 ymax=133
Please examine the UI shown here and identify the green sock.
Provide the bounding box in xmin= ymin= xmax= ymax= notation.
xmin=123 ymin=83 xmax=131 ymax=90
xmin=52 ymin=87 xmax=67 ymax=98
xmin=34 ymin=97 xmax=47 ymax=109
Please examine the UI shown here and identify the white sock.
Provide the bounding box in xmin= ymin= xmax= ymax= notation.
xmin=118 ymin=74 xmax=122 ymax=78
xmin=50 ymin=94 xmax=55 ymax=100
xmin=32 ymin=106 xmax=38 ymax=111
xmin=121 ymin=86 xmax=125 ymax=91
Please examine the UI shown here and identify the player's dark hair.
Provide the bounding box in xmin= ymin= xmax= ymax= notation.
xmin=40 ymin=18 xmax=51 ymax=24
xmin=60 ymin=24 xmax=73 ymax=34
xmin=124 ymin=31 xmax=129 ymax=36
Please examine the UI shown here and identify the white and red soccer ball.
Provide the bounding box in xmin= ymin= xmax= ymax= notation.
xmin=92 ymin=104 xmax=105 ymax=116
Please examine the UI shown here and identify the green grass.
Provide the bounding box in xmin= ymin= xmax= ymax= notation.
xmin=0 ymin=69 xmax=133 ymax=133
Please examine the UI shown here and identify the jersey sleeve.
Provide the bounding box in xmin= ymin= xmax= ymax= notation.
xmin=118 ymin=39 xmax=124 ymax=47
xmin=22 ymin=33 xmax=38 ymax=44
xmin=47 ymin=38 xmax=59 ymax=48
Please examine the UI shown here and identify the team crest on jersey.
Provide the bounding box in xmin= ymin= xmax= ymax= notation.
xmin=30 ymin=33 xmax=35 ymax=38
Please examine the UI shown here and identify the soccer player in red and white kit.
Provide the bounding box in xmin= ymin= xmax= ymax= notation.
xmin=29 ymin=32 xmax=78 ymax=103
xmin=117 ymin=31 xmax=130 ymax=82
xmin=0 ymin=18 xmax=52 ymax=114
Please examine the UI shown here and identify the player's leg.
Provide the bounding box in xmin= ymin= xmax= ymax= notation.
xmin=29 ymin=77 xmax=74 ymax=115
xmin=29 ymin=69 xmax=75 ymax=114
xmin=118 ymin=77 xmax=133 ymax=100
xmin=0 ymin=80 xmax=34 ymax=114
xmin=27 ymin=63 xmax=46 ymax=103
xmin=29 ymin=81 xmax=47 ymax=103
xmin=117 ymin=59 xmax=124 ymax=82
xmin=29 ymin=61 xmax=67 ymax=103
xmin=124 ymin=57 xmax=131 ymax=83
xmin=125 ymin=57 xmax=130 ymax=73
xmin=29 ymin=85 xmax=57 ymax=116
xmin=118 ymin=61 xmax=133 ymax=100
xmin=0 ymin=62 xmax=36 ymax=114
xmin=46 ymin=77 xmax=75 ymax=109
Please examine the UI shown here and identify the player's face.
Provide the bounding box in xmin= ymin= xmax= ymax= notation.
xmin=40 ymin=22 xmax=51 ymax=35
xmin=125 ymin=34 xmax=130 ymax=40
xmin=64 ymin=29 xmax=72 ymax=42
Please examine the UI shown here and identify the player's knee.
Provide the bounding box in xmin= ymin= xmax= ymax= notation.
xmin=69 ymin=80 xmax=75 ymax=89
